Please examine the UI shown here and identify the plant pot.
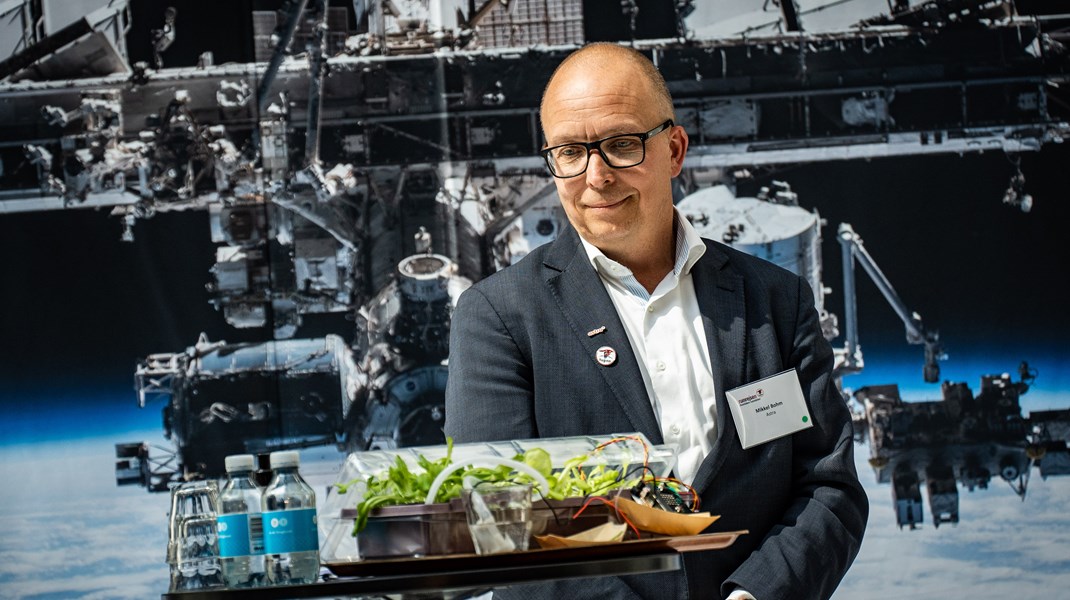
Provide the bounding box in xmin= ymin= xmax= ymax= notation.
xmin=341 ymin=496 xmax=614 ymax=559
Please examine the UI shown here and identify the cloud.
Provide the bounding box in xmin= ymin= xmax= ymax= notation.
xmin=0 ymin=432 xmax=342 ymax=598
xmin=0 ymin=436 xmax=170 ymax=599
xmin=833 ymin=448 xmax=1070 ymax=599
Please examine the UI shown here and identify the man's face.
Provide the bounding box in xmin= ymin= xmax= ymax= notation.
xmin=540 ymin=60 xmax=687 ymax=256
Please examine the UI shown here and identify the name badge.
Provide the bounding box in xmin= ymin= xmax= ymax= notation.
xmin=725 ymin=368 xmax=813 ymax=449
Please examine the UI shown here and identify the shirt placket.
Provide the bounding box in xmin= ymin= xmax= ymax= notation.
xmin=645 ymin=293 xmax=682 ymax=449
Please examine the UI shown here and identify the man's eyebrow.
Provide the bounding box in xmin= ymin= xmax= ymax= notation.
xmin=545 ymin=126 xmax=642 ymax=146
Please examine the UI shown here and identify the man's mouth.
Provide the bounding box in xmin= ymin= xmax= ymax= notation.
xmin=585 ymin=195 xmax=630 ymax=210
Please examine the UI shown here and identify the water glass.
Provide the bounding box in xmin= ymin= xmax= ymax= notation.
xmin=461 ymin=483 xmax=533 ymax=555
xmin=167 ymin=480 xmax=224 ymax=591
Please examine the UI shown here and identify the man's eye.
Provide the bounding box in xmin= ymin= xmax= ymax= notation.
xmin=555 ymin=146 xmax=584 ymax=160
xmin=608 ymin=138 xmax=640 ymax=152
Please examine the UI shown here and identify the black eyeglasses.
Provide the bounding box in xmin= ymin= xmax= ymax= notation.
xmin=539 ymin=120 xmax=674 ymax=179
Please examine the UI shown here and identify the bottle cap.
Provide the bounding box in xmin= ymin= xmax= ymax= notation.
xmin=269 ymin=450 xmax=300 ymax=469
xmin=224 ymin=454 xmax=255 ymax=473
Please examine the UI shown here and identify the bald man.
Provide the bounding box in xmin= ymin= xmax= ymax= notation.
xmin=445 ymin=43 xmax=867 ymax=600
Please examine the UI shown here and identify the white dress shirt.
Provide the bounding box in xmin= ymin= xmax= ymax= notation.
xmin=580 ymin=209 xmax=717 ymax=486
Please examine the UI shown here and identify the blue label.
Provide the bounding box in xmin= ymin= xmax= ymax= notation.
xmin=262 ymin=508 xmax=318 ymax=554
xmin=217 ymin=513 xmax=251 ymax=557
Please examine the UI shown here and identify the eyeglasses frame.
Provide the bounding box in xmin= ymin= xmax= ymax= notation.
xmin=539 ymin=119 xmax=675 ymax=179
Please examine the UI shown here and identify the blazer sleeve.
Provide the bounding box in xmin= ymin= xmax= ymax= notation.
xmin=444 ymin=284 xmax=538 ymax=442
xmin=724 ymin=275 xmax=869 ymax=600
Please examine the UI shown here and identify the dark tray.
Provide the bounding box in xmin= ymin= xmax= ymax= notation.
xmin=325 ymin=530 xmax=748 ymax=578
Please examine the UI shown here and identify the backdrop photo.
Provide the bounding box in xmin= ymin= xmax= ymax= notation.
xmin=1 ymin=1 xmax=1068 ymax=598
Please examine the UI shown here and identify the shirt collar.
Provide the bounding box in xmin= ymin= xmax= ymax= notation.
xmin=579 ymin=207 xmax=707 ymax=281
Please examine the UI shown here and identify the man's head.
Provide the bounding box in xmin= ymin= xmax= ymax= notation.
xmin=540 ymin=44 xmax=688 ymax=262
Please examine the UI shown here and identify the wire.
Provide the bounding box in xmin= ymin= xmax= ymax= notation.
xmin=572 ymin=494 xmax=642 ymax=540
xmin=537 ymin=436 xmax=706 ymax=540
xmin=589 ymin=437 xmax=703 ymax=512
xmin=658 ymin=477 xmax=702 ymax=512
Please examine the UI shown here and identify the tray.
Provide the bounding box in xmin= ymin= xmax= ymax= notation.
xmin=324 ymin=530 xmax=748 ymax=578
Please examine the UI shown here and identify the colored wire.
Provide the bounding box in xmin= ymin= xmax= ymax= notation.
xmin=572 ymin=494 xmax=642 ymax=539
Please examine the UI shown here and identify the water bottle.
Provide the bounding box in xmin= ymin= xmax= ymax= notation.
xmin=262 ymin=451 xmax=320 ymax=585
xmin=217 ymin=454 xmax=265 ymax=588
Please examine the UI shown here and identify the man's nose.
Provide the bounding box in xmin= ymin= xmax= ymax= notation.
xmin=585 ymin=149 xmax=614 ymax=187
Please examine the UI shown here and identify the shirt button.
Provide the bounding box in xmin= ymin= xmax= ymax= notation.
xmin=647 ymin=305 xmax=654 ymax=313
xmin=671 ymin=424 xmax=681 ymax=435
xmin=656 ymin=361 xmax=666 ymax=371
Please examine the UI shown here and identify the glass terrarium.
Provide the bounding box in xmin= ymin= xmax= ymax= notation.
xmin=320 ymin=432 xmax=678 ymax=563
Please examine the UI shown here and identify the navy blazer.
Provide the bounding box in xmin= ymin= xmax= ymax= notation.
xmin=444 ymin=225 xmax=868 ymax=600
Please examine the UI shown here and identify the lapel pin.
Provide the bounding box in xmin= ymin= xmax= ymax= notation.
xmin=595 ymin=346 xmax=617 ymax=366
xmin=587 ymin=326 xmax=607 ymax=337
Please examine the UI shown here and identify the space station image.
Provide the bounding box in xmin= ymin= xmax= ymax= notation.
xmin=2 ymin=2 xmax=1070 ymax=594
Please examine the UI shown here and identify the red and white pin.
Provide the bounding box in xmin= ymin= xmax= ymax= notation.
xmin=595 ymin=346 xmax=617 ymax=366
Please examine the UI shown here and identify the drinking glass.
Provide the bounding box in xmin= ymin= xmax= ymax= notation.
xmin=167 ymin=480 xmax=224 ymax=591
xmin=461 ymin=483 xmax=533 ymax=555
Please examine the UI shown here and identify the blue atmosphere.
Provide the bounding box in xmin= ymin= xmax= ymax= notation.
xmin=841 ymin=345 xmax=1070 ymax=409
xmin=0 ymin=389 xmax=162 ymax=446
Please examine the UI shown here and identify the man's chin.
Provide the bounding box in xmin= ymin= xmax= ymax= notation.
xmin=578 ymin=224 xmax=631 ymax=248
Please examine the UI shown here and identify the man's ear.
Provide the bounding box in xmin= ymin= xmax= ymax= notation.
xmin=669 ymin=125 xmax=689 ymax=177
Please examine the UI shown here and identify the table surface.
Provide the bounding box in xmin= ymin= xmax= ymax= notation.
xmin=161 ymin=531 xmax=746 ymax=600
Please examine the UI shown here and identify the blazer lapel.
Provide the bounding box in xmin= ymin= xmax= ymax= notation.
xmin=542 ymin=228 xmax=663 ymax=444
xmin=689 ymin=241 xmax=747 ymax=494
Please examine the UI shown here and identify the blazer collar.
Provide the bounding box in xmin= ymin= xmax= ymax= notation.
xmin=689 ymin=239 xmax=747 ymax=496
xmin=542 ymin=227 xmax=664 ymax=443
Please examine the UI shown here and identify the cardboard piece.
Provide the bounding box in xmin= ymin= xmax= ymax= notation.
xmin=534 ymin=521 xmax=628 ymax=549
xmin=613 ymin=496 xmax=720 ymax=537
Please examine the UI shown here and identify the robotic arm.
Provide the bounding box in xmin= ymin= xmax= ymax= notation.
xmin=838 ymin=222 xmax=946 ymax=383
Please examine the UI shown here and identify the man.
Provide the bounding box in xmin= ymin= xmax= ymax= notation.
xmin=444 ymin=43 xmax=868 ymax=600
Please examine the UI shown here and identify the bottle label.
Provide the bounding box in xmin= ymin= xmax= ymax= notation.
xmin=217 ymin=513 xmax=251 ymax=557
xmin=249 ymin=513 xmax=264 ymax=555
xmin=262 ymin=508 xmax=318 ymax=554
